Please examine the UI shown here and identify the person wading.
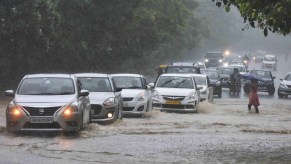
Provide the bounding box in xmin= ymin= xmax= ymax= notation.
xmin=248 ymin=79 xmax=260 ymax=113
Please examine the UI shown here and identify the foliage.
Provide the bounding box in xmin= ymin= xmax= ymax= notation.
xmin=213 ymin=0 xmax=291 ymax=36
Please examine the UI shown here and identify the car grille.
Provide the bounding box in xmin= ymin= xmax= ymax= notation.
xmin=162 ymin=96 xmax=185 ymax=101
xmin=23 ymin=107 xmax=61 ymax=116
xmin=91 ymin=104 xmax=102 ymax=115
xmin=23 ymin=122 xmax=61 ymax=129
xmin=123 ymin=107 xmax=134 ymax=111
xmin=154 ymin=104 xmax=194 ymax=109
xmin=123 ymin=97 xmax=134 ymax=101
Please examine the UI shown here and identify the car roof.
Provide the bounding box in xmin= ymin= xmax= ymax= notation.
xmin=160 ymin=74 xmax=194 ymax=77
xmin=111 ymin=73 xmax=143 ymax=77
xmin=191 ymin=74 xmax=207 ymax=78
xmin=74 ymin=73 xmax=109 ymax=78
xmin=265 ymin=54 xmax=275 ymax=57
xmin=25 ymin=74 xmax=73 ymax=78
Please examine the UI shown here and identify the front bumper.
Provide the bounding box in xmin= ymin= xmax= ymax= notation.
xmin=278 ymin=86 xmax=291 ymax=95
xmin=90 ymin=104 xmax=117 ymax=122
xmin=6 ymin=109 xmax=82 ymax=132
xmin=152 ymin=99 xmax=198 ymax=112
xmin=122 ymin=100 xmax=147 ymax=115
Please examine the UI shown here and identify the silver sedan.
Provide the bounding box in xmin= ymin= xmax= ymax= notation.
xmin=5 ymin=74 xmax=91 ymax=132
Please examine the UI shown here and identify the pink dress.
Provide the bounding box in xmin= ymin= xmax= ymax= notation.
xmin=248 ymin=84 xmax=260 ymax=106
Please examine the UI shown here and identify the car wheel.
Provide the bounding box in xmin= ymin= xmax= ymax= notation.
xmin=218 ymin=91 xmax=222 ymax=98
xmin=268 ymin=86 xmax=275 ymax=95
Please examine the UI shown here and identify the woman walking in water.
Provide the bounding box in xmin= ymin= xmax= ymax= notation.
xmin=248 ymin=79 xmax=260 ymax=113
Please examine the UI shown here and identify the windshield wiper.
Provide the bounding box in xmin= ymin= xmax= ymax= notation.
xmin=174 ymin=80 xmax=186 ymax=88
xmin=160 ymin=79 xmax=174 ymax=87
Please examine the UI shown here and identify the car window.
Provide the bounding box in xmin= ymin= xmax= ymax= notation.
xmin=193 ymin=76 xmax=206 ymax=85
xmin=112 ymin=76 xmax=143 ymax=89
xmin=156 ymin=76 xmax=194 ymax=89
xmin=218 ymin=67 xmax=234 ymax=74
xmin=166 ymin=67 xmax=198 ymax=74
xmin=264 ymin=56 xmax=276 ymax=61
xmin=78 ymin=77 xmax=112 ymax=92
xmin=206 ymin=53 xmax=222 ymax=58
xmin=18 ymin=77 xmax=75 ymax=95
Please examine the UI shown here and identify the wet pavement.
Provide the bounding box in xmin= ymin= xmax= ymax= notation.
xmin=0 ymin=57 xmax=290 ymax=163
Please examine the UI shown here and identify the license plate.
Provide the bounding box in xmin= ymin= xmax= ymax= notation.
xmin=166 ymin=100 xmax=181 ymax=105
xmin=30 ymin=117 xmax=52 ymax=123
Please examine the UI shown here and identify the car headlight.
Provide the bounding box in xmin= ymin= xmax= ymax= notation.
xmin=103 ymin=97 xmax=115 ymax=107
xmin=219 ymin=59 xmax=223 ymax=62
xmin=63 ymin=101 xmax=78 ymax=115
xmin=243 ymin=60 xmax=248 ymax=64
xmin=253 ymin=57 xmax=256 ymax=60
xmin=135 ymin=92 xmax=147 ymax=101
xmin=223 ymin=63 xmax=228 ymax=67
xmin=186 ymin=91 xmax=196 ymax=100
xmin=279 ymin=83 xmax=287 ymax=88
xmin=7 ymin=101 xmax=23 ymax=116
xmin=205 ymin=59 xmax=209 ymax=62
xmin=153 ymin=91 xmax=162 ymax=100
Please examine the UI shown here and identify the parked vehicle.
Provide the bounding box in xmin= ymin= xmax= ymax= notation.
xmin=192 ymin=74 xmax=213 ymax=101
xmin=204 ymin=52 xmax=224 ymax=68
xmin=262 ymin=54 xmax=277 ymax=71
xmin=243 ymin=69 xmax=276 ymax=95
xmin=278 ymin=72 xmax=291 ymax=98
xmin=75 ymin=73 xmax=123 ymax=123
xmin=151 ymin=74 xmax=201 ymax=113
xmin=4 ymin=74 xmax=90 ymax=132
xmin=111 ymin=74 xmax=152 ymax=116
xmin=164 ymin=62 xmax=201 ymax=74
xmin=200 ymin=69 xmax=222 ymax=98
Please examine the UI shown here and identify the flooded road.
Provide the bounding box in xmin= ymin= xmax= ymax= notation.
xmin=0 ymin=98 xmax=291 ymax=163
xmin=0 ymin=56 xmax=290 ymax=163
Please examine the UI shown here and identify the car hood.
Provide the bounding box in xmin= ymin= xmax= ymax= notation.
xmin=121 ymin=89 xmax=145 ymax=98
xmin=209 ymin=79 xmax=219 ymax=84
xmin=155 ymin=88 xmax=194 ymax=96
xmin=14 ymin=95 xmax=76 ymax=107
xmin=89 ymin=92 xmax=115 ymax=102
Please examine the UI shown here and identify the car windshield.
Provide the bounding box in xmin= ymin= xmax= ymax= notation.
xmin=18 ymin=77 xmax=75 ymax=95
xmin=112 ymin=76 xmax=143 ymax=89
xmin=218 ymin=67 xmax=234 ymax=74
xmin=166 ymin=67 xmax=198 ymax=74
xmin=157 ymin=76 xmax=194 ymax=89
xmin=284 ymin=74 xmax=291 ymax=81
xmin=193 ymin=76 xmax=206 ymax=85
xmin=203 ymin=71 xmax=219 ymax=80
xmin=251 ymin=70 xmax=272 ymax=79
xmin=78 ymin=77 xmax=112 ymax=92
xmin=206 ymin=53 xmax=222 ymax=58
xmin=264 ymin=56 xmax=275 ymax=61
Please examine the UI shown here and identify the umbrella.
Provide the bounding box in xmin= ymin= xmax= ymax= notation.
xmin=240 ymin=73 xmax=265 ymax=82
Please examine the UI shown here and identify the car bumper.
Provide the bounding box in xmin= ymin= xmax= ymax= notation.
xmin=278 ymin=87 xmax=291 ymax=95
xmin=122 ymin=100 xmax=148 ymax=115
xmin=152 ymin=99 xmax=198 ymax=112
xmin=90 ymin=104 xmax=117 ymax=122
xmin=6 ymin=112 xmax=82 ymax=132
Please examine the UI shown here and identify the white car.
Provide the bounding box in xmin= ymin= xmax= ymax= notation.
xmin=262 ymin=54 xmax=277 ymax=71
xmin=278 ymin=72 xmax=291 ymax=98
xmin=75 ymin=73 xmax=123 ymax=123
xmin=111 ymin=74 xmax=152 ymax=116
xmin=196 ymin=62 xmax=206 ymax=70
xmin=228 ymin=64 xmax=248 ymax=75
xmin=151 ymin=74 xmax=201 ymax=113
xmin=192 ymin=74 xmax=213 ymax=101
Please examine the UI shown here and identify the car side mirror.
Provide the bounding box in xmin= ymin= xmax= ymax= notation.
xmin=80 ymin=90 xmax=89 ymax=97
xmin=197 ymin=86 xmax=203 ymax=90
xmin=4 ymin=90 xmax=14 ymax=97
xmin=148 ymin=83 xmax=155 ymax=89
xmin=115 ymin=88 xmax=122 ymax=92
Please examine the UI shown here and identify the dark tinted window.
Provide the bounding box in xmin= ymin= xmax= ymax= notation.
xmin=78 ymin=77 xmax=112 ymax=92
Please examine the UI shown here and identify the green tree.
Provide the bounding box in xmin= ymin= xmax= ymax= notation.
xmin=213 ymin=0 xmax=291 ymax=36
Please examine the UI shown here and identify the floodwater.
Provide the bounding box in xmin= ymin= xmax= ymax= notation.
xmin=0 ymin=56 xmax=290 ymax=163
